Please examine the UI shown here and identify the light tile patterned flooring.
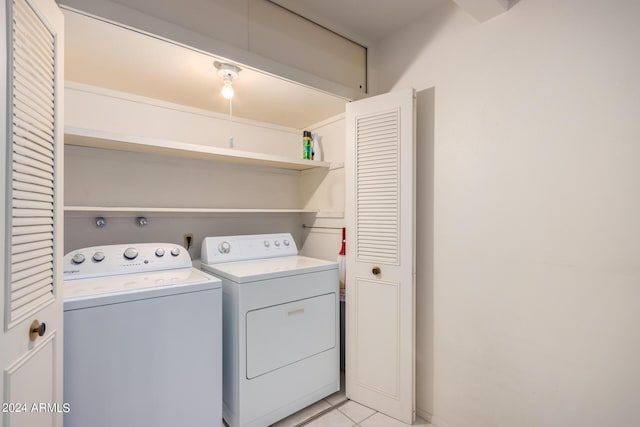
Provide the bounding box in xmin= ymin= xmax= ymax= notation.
xmin=271 ymin=373 xmax=431 ymax=427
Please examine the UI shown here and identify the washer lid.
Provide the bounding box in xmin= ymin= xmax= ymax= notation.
xmin=63 ymin=268 xmax=221 ymax=311
xmin=201 ymin=255 xmax=338 ymax=283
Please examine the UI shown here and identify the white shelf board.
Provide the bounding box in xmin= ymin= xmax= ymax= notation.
xmin=64 ymin=126 xmax=331 ymax=171
xmin=65 ymin=206 xmax=319 ymax=214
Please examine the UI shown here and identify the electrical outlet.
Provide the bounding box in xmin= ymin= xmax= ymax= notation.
xmin=183 ymin=233 xmax=193 ymax=250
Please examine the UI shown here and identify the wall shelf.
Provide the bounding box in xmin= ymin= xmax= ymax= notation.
xmin=65 ymin=126 xmax=332 ymax=171
xmin=65 ymin=206 xmax=319 ymax=214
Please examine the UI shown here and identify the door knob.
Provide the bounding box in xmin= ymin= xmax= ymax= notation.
xmin=29 ymin=320 xmax=46 ymax=341
xmin=372 ymin=266 xmax=381 ymax=275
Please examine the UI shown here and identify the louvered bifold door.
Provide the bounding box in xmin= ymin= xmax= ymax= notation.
xmin=7 ymin=0 xmax=57 ymax=325
xmin=355 ymin=110 xmax=400 ymax=264
xmin=345 ymin=88 xmax=416 ymax=424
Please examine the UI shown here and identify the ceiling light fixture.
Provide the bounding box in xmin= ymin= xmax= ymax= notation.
xmin=214 ymin=61 xmax=241 ymax=100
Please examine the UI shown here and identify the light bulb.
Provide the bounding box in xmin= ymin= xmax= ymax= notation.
xmin=222 ymin=81 xmax=234 ymax=99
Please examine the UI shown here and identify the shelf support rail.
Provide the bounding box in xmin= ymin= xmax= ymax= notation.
xmin=302 ymin=224 xmax=343 ymax=230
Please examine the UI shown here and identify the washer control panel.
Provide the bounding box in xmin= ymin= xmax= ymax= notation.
xmin=201 ymin=233 xmax=297 ymax=264
xmin=64 ymin=243 xmax=191 ymax=280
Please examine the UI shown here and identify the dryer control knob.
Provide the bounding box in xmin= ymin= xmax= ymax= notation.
xmin=155 ymin=248 xmax=165 ymax=257
xmin=171 ymin=247 xmax=181 ymax=257
xmin=92 ymin=251 xmax=105 ymax=262
xmin=264 ymin=240 xmax=270 ymax=248
xmin=71 ymin=253 xmax=85 ymax=264
xmin=123 ymin=248 xmax=138 ymax=260
xmin=283 ymin=240 xmax=290 ymax=246
xmin=274 ymin=240 xmax=281 ymax=247
xmin=218 ymin=241 xmax=231 ymax=254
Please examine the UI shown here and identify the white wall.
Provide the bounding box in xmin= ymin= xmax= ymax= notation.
xmin=300 ymin=114 xmax=346 ymax=261
xmin=64 ymin=211 xmax=309 ymax=261
xmin=66 ymin=82 xmax=301 ymax=157
xmin=64 ymin=83 xmax=313 ymax=258
xmin=373 ymin=0 xmax=640 ymax=426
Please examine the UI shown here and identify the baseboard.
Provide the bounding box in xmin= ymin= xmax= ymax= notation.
xmin=416 ymin=407 xmax=433 ymax=423
xmin=429 ymin=414 xmax=455 ymax=427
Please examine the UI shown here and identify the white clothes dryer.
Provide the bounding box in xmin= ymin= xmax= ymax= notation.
xmin=200 ymin=233 xmax=339 ymax=427
xmin=63 ymin=243 xmax=222 ymax=427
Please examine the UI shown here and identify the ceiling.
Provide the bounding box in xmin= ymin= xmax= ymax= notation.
xmin=64 ymin=9 xmax=347 ymax=129
xmin=271 ymin=0 xmax=448 ymax=43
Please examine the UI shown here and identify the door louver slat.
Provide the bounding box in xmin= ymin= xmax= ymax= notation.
xmin=13 ymin=69 xmax=54 ymax=105
xmin=12 ymin=199 xmax=54 ymax=210
xmin=13 ymin=171 xmax=52 ymax=187
xmin=14 ymin=135 xmax=54 ymax=157
xmin=13 ymin=118 xmax=54 ymax=148
xmin=11 ymin=285 xmax=53 ymax=313
xmin=12 ymin=232 xmax=54 ymax=246
xmin=355 ymin=109 xmax=400 ymax=264
xmin=13 ymin=77 xmax=54 ymax=112
xmin=14 ymin=0 xmax=53 ymax=41
xmin=13 ymin=145 xmax=54 ymax=168
xmin=13 ymin=97 xmax=54 ymax=130
xmin=13 ymin=50 xmax=54 ymax=90
xmin=12 ymin=216 xmax=53 ymax=227
xmin=12 ymin=31 xmax=54 ymax=75
xmin=12 ymin=239 xmax=54 ymax=255
xmin=13 ymin=161 xmax=54 ymax=180
xmin=12 ymin=255 xmax=53 ymax=275
xmin=13 ymin=190 xmax=53 ymax=203
xmin=11 ymin=277 xmax=53 ymax=302
xmin=12 ymin=208 xmax=54 ymax=218
xmin=12 ymin=246 xmax=52 ymax=263
xmin=12 ymin=224 xmax=54 ymax=236
xmin=13 ymin=180 xmax=54 ymax=195
xmin=12 ymin=269 xmax=52 ymax=293
xmin=11 ymin=260 xmax=53 ymax=283
xmin=8 ymin=0 xmax=56 ymax=324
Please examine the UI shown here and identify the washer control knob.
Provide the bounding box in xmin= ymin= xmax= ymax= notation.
xmin=264 ymin=240 xmax=270 ymax=248
xmin=274 ymin=240 xmax=281 ymax=247
xmin=283 ymin=240 xmax=290 ymax=246
xmin=123 ymin=248 xmax=138 ymax=260
xmin=155 ymin=248 xmax=165 ymax=257
xmin=171 ymin=247 xmax=181 ymax=257
xmin=218 ymin=241 xmax=231 ymax=254
xmin=92 ymin=251 xmax=105 ymax=262
xmin=71 ymin=253 xmax=85 ymax=264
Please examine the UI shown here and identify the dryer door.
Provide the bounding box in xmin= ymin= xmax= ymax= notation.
xmin=246 ymin=292 xmax=336 ymax=379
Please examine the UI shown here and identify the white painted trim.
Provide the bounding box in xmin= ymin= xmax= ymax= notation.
xmin=65 ymin=81 xmax=302 ymax=135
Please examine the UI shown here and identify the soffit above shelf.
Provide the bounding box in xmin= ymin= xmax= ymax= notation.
xmin=62 ymin=7 xmax=348 ymax=128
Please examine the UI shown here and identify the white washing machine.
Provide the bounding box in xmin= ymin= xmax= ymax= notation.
xmin=63 ymin=243 xmax=222 ymax=427
xmin=200 ymin=233 xmax=339 ymax=427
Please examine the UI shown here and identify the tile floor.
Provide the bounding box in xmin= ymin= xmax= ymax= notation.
xmin=271 ymin=373 xmax=431 ymax=427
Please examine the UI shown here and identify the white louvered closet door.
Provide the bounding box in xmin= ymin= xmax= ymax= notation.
xmin=1 ymin=0 xmax=64 ymax=424
xmin=345 ymin=88 xmax=416 ymax=424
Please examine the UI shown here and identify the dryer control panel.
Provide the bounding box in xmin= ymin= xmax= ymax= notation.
xmin=201 ymin=233 xmax=298 ymax=264
xmin=63 ymin=243 xmax=192 ymax=280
